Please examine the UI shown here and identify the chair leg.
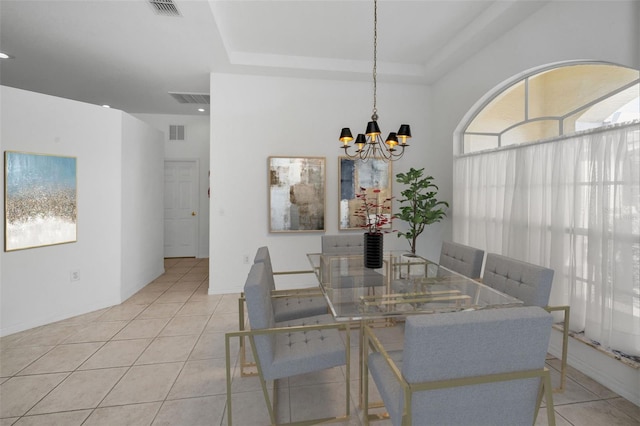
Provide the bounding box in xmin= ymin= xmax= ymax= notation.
xmin=559 ymin=307 xmax=570 ymax=393
xmin=238 ymin=294 xmax=258 ymax=377
xmin=546 ymin=305 xmax=570 ymax=392
xmin=543 ymin=370 xmax=557 ymax=426
xmin=249 ymin=336 xmax=278 ymax=425
xmin=225 ymin=333 xmax=234 ymax=426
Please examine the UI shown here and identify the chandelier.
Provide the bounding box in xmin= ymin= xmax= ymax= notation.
xmin=339 ymin=0 xmax=411 ymax=162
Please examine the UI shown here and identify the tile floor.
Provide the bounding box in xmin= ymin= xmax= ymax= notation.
xmin=1 ymin=257 xmax=638 ymax=425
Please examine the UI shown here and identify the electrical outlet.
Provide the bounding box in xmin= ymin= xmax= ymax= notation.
xmin=243 ymin=255 xmax=250 ymax=264
xmin=70 ymin=270 xmax=80 ymax=282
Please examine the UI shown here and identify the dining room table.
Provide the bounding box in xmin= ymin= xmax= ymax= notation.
xmin=306 ymin=250 xmax=525 ymax=407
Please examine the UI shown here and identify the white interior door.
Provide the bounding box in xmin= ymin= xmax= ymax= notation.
xmin=164 ymin=160 xmax=198 ymax=258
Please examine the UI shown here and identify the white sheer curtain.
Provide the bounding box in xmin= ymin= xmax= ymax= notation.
xmin=453 ymin=122 xmax=640 ymax=356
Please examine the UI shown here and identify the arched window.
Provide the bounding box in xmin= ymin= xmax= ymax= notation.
xmin=454 ymin=62 xmax=639 ymax=358
xmin=462 ymin=63 xmax=639 ymax=153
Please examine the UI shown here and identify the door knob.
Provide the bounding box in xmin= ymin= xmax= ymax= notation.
xmin=192 ymin=212 xmax=197 ymax=216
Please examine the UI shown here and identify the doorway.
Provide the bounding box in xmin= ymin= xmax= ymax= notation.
xmin=164 ymin=160 xmax=199 ymax=258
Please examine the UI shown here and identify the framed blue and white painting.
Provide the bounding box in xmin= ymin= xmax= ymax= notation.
xmin=4 ymin=151 xmax=77 ymax=251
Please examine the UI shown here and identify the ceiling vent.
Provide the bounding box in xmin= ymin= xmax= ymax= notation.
xmin=149 ymin=0 xmax=181 ymax=17
xmin=169 ymin=92 xmax=210 ymax=105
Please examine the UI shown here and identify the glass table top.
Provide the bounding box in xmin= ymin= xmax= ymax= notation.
xmin=307 ymin=251 xmax=523 ymax=321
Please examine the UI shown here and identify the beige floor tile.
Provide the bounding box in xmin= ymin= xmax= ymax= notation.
xmin=79 ymin=339 xmax=152 ymax=370
xmin=97 ymin=304 xmax=146 ymax=322
xmin=606 ymin=397 xmax=640 ymax=422
xmin=53 ymin=308 xmax=111 ymax=325
xmin=137 ymin=303 xmax=184 ymax=320
xmin=214 ymin=294 xmax=240 ymax=314
xmin=123 ymin=291 xmax=164 ymax=306
xmin=187 ymin=291 xmax=218 ymax=303
xmin=547 ymin=358 xmax=619 ymax=399
xmin=154 ymin=292 xmax=192 ymax=304
xmin=5 ymin=324 xmax=84 ymax=348
xmin=159 ymin=315 xmax=209 ymax=336
xmin=0 ymin=346 xmax=53 ymax=377
xmin=28 ymin=368 xmax=127 ymax=415
xmin=12 ymin=410 xmax=92 ymax=426
xmin=0 ymin=331 xmax=29 ymax=349
xmin=289 ymin=366 xmax=346 ymax=387
xmin=135 ymin=335 xmax=198 ymax=365
xmin=190 ymin=332 xmax=236 ymax=360
xmin=204 ymin=313 xmax=239 ymax=333
xmin=166 ymin=282 xmax=200 ymax=292
xmin=175 ymin=301 xmax=219 ymax=316
xmin=167 ymin=358 xmax=227 ymax=399
xmin=151 ymin=275 xmax=181 ymax=285
xmin=0 ymin=417 xmax=19 ymax=425
xmin=82 ymin=402 xmax=162 ymax=426
xmin=0 ymin=373 xmax=69 ymax=418
xmin=227 ymin=360 xmax=266 ymax=395
xmin=18 ymin=342 xmax=103 ymax=375
xmin=224 ymin=388 xmax=289 ymax=426
xmin=182 ymin=273 xmax=208 ymax=282
xmin=62 ymin=321 xmax=128 ymax=344
xmin=534 ymin=407 xmax=573 ymax=426
xmin=100 ymin=363 xmax=183 ymax=406
xmin=289 ymin=381 xmax=350 ymax=423
xmin=112 ymin=318 xmax=169 ymax=340
xmin=143 ymin=282 xmax=173 ymax=292
xmin=152 ymin=395 xmax=225 ymax=426
xmin=555 ymin=399 xmax=638 ymax=426
xmin=546 ymin=369 xmax=602 ymax=406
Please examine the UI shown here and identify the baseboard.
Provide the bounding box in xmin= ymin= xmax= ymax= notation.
xmin=548 ymin=327 xmax=639 ymax=406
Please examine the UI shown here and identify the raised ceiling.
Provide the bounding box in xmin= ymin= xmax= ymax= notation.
xmin=0 ymin=0 xmax=548 ymax=115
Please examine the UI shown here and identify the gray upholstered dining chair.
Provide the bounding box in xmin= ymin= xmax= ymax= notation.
xmin=238 ymin=246 xmax=328 ymax=375
xmin=253 ymin=246 xmax=327 ymax=322
xmin=321 ymin=234 xmax=364 ymax=255
xmin=483 ymin=253 xmax=570 ymax=392
xmin=226 ymin=262 xmax=350 ymax=426
xmin=438 ymin=240 xmax=484 ymax=279
xmin=364 ymin=306 xmax=556 ymax=426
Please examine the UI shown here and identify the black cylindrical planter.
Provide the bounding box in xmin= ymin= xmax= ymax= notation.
xmin=364 ymin=232 xmax=383 ymax=269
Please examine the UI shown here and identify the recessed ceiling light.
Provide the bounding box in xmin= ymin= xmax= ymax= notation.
xmin=198 ymin=108 xmax=205 ymax=112
xmin=102 ymin=105 xmax=111 ymax=108
xmin=0 ymin=52 xmax=12 ymax=59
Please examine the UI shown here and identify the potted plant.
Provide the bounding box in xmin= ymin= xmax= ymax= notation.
xmin=355 ymin=187 xmax=393 ymax=268
xmin=395 ymin=167 xmax=448 ymax=275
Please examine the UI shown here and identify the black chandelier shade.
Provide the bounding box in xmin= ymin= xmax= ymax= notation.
xmin=339 ymin=122 xmax=411 ymax=161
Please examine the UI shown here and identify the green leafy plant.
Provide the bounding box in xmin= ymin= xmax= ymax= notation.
xmin=395 ymin=167 xmax=449 ymax=254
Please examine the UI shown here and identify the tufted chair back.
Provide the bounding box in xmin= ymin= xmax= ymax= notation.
xmin=438 ymin=241 xmax=484 ymax=279
xmin=253 ymin=246 xmax=276 ymax=291
xmin=321 ymin=234 xmax=364 ymax=255
xmin=483 ymin=253 xmax=554 ymax=307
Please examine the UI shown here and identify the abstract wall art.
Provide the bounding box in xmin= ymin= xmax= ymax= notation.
xmin=339 ymin=157 xmax=392 ymax=230
xmin=268 ymin=156 xmax=325 ymax=232
xmin=4 ymin=151 xmax=78 ymax=251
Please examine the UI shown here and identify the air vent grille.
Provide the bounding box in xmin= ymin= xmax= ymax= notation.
xmin=169 ymin=125 xmax=185 ymax=141
xmin=168 ymin=92 xmax=210 ymax=105
xmin=149 ymin=0 xmax=181 ymax=16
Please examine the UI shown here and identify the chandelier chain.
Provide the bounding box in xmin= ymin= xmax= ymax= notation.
xmin=372 ymin=0 xmax=378 ymax=121
xmin=338 ymin=0 xmax=410 ymax=163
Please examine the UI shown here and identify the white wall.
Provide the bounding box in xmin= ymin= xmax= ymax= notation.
xmin=0 ymin=86 xmax=164 ymax=336
xmin=430 ymin=1 xmax=639 ymax=404
xmin=133 ymin=113 xmax=210 ymax=258
xmin=120 ymin=114 xmax=165 ymax=300
xmin=209 ymin=73 xmax=437 ymax=294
